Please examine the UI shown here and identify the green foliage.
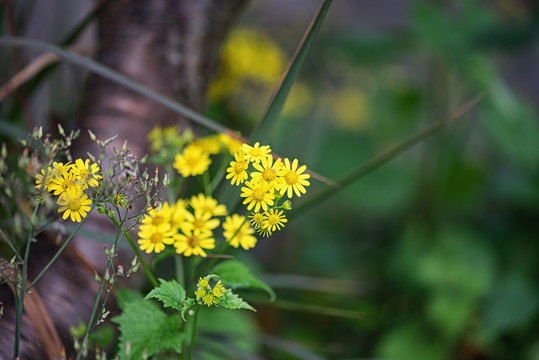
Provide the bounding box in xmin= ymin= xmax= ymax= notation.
xmin=218 ymin=289 xmax=256 ymax=311
xmin=112 ymin=299 xmax=184 ymax=359
xmin=212 ymin=259 xmax=276 ymax=301
xmin=145 ymin=278 xmax=186 ymax=311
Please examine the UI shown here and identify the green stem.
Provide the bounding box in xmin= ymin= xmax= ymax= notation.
xmin=27 ymin=206 xmax=94 ymax=290
xmin=14 ymin=200 xmax=40 ymax=358
xmin=187 ymin=306 xmax=201 ymax=360
xmin=176 ymin=255 xmax=184 ymax=289
xmin=76 ymin=222 xmax=124 ymax=360
xmin=291 ymin=91 xmax=488 ymax=219
xmin=107 ymin=214 xmax=158 ymax=287
xmin=202 ymin=170 xmax=211 ymax=196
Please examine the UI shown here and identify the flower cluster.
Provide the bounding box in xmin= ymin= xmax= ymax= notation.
xmin=137 ymin=193 xmax=258 ymax=256
xmin=148 ymin=126 xmax=242 ymax=178
xmin=195 ymin=276 xmax=227 ymax=307
xmin=226 ymin=142 xmax=310 ymax=237
xmin=35 ymin=159 xmax=101 ymax=222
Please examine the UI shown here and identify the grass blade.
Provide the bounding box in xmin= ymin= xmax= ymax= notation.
xmin=0 ymin=36 xmax=238 ymax=138
xmin=249 ymin=0 xmax=334 ymax=144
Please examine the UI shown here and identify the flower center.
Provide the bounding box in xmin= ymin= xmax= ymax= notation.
xmin=262 ymin=168 xmax=276 ymax=182
xmin=150 ymin=232 xmax=163 ymax=244
xmin=252 ymin=188 xmax=266 ymax=202
xmin=193 ymin=219 xmax=204 ymax=230
xmin=284 ymin=171 xmax=299 ymax=185
xmin=188 ymin=235 xmax=201 ymax=247
xmin=267 ymin=215 xmax=279 ymax=225
xmin=234 ymin=161 xmax=245 ymax=174
xmin=152 ymin=215 xmax=165 ymax=226
xmin=68 ymin=201 xmax=82 ymax=212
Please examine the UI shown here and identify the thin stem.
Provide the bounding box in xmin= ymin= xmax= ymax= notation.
xmin=0 ymin=227 xmax=22 ymax=261
xmin=76 ymin=222 xmax=124 ymax=360
xmin=187 ymin=306 xmax=201 ymax=360
xmin=13 ymin=200 xmax=40 ymax=358
xmin=202 ymin=170 xmax=211 ymax=196
xmin=176 ymin=255 xmax=184 ymax=290
xmin=27 ymin=205 xmax=94 ymax=290
xmin=291 ymin=91 xmax=488 ymax=219
xmin=107 ymin=213 xmax=158 ymax=287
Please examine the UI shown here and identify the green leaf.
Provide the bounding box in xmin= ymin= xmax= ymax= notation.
xmin=212 ymin=259 xmax=276 ymax=301
xmin=181 ymin=298 xmax=196 ymax=321
xmin=249 ymin=0 xmax=333 ymax=143
xmin=218 ymin=289 xmax=255 ymax=312
xmin=112 ymin=299 xmax=184 ymax=359
xmin=145 ymin=278 xmax=186 ymax=311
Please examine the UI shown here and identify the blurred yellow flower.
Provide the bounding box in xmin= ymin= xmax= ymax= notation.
xmin=173 ymin=145 xmax=211 ymax=177
xmin=223 ymin=214 xmax=257 ymax=250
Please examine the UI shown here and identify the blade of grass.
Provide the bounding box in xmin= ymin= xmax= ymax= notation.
xmin=249 ymin=0 xmax=333 ymax=144
xmin=291 ymin=90 xmax=489 ymax=218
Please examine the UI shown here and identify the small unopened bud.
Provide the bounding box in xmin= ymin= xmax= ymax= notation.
xmin=94 ymin=272 xmax=101 ymax=282
xmin=282 ymin=200 xmax=292 ymax=210
xmin=131 ymin=256 xmax=138 ymax=267
xmin=97 ymin=206 xmax=106 ymax=214
xmin=58 ymin=124 xmax=65 ymax=136
xmin=88 ymin=130 xmax=96 ymax=141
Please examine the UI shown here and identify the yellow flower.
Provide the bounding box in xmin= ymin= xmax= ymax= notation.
xmin=278 ymin=158 xmax=310 ymax=198
xmin=195 ymin=288 xmax=206 ymax=299
xmin=248 ymin=212 xmax=265 ymax=229
xmin=35 ymin=167 xmax=54 ymax=191
xmin=203 ymin=293 xmax=216 ymax=306
xmin=57 ymin=187 xmax=92 ymax=222
xmin=257 ymin=225 xmax=272 ymax=238
xmin=181 ymin=210 xmax=220 ymax=235
xmin=192 ymin=135 xmax=223 ymax=154
xmin=240 ymin=179 xmax=274 ymax=212
xmin=190 ymin=193 xmax=227 ymax=217
xmin=223 ymin=214 xmax=257 ymax=250
xmin=48 ymin=170 xmax=78 ymax=196
xmin=251 ymin=155 xmax=283 ymax=186
xmin=173 ymin=145 xmax=211 ymax=177
xmin=241 ymin=142 xmax=271 ymax=164
xmin=174 ymin=229 xmax=215 ymax=257
xmin=169 ymin=200 xmax=189 ymax=229
xmin=226 ymin=150 xmax=250 ymax=186
xmin=137 ymin=223 xmax=176 ymax=254
xmin=141 ymin=205 xmax=173 ymax=228
xmin=198 ymin=277 xmax=209 ymax=288
xmin=219 ymin=133 xmax=243 ymax=154
xmin=263 ymin=209 xmax=287 ymax=232
xmin=212 ymin=280 xmax=226 ymax=298
xmin=71 ymin=158 xmax=101 ymax=189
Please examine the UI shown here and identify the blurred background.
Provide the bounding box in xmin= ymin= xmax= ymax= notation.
xmin=2 ymin=0 xmax=539 ymax=359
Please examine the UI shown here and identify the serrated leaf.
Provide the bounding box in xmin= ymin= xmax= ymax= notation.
xmin=145 ymin=278 xmax=186 ymax=311
xmin=112 ymin=300 xmax=184 ymax=359
xmin=181 ymin=298 xmax=196 ymax=321
xmin=212 ymin=260 xmax=276 ymax=301
xmin=218 ymin=289 xmax=255 ymax=312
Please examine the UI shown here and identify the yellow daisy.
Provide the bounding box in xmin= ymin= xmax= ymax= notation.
xmin=192 ymin=134 xmax=223 ymax=154
xmin=190 ymin=193 xmax=227 ymax=217
xmin=49 ymin=170 xmax=78 ymax=196
xmin=180 ymin=210 xmax=220 ymax=234
xmin=174 ymin=229 xmax=215 ymax=257
xmin=219 ymin=133 xmax=243 ymax=154
xmin=57 ymin=187 xmax=92 ymax=222
xmin=137 ymin=223 xmax=176 ymax=254
xmin=251 ymin=155 xmax=284 ymax=187
xmin=248 ymin=211 xmax=265 ymax=229
xmin=278 ymin=158 xmax=310 ymax=198
xmin=173 ymin=145 xmax=211 ymax=177
xmin=240 ymin=179 xmax=274 ymax=212
xmin=263 ymin=209 xmax=287 ymax=232
xmin=226 ymin=150 xmax=250 ymax=186
xmin=223 ymin=214 xmax=257 ymax=250
xmin=141 ymin=205 xmax=173 ymax=228
xmin=241 ymin=142 xmax=271 ymax=163
xmin=71 ymin=158 xmax=101 ymax=189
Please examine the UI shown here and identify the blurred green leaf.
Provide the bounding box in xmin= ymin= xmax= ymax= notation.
xmin=480 ymin=273 xmax=539 ymax=344
xmin=112 ymin=299 xmax=183 ymax=359
xmin=376 ymin=323 xmax=446 ymax=360
xmin=212 ymin=259 xmax=276 ymax=301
